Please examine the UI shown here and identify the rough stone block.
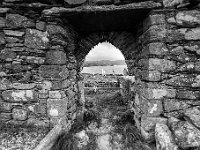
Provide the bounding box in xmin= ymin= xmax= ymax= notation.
xmin=12 ymin=83 xmax=36 ymax=89
xmin=163 ymin=99 xmax=190 ymax=112
xmin=6 ymin=14 xmax=35 ymax=28
xmin=4 ymin=30 xmax=25 ymax=37
xmin=46 ymin=24 xmax=67 ymax=37
xmin=36 ymin=21 xmax=46 ymax=31
xmin=25 ymin=29 xmax=49 ymax=49
xmin=141 ymin=42 xmax=168 ymax=56
xmin=25 ymin=56 xmax=45 ymax=64
xmin=177 ymin=90 xmax=200 ymax=100
xmin=175 ymin=10 xmax=200 ymax=27
xmin=49 ymin=90 xmax=66 ymax=99
xmin=143 ymin=14 xmax=165 ymax=31
xmin=12 ymin=107 xmax=28 ymax=121
xmin=39 ymin=65 xmax=69 ymax=80
xmin=163 ymin=0 xmax=188 ymax=8
xmin=0 ymin=32 xmax=5 ymax=45
xmin=0 ymin=102 xmax=13 ymax=112
xmin=166 ymin=29 xmax=186 ymax=43
xmin=26 ymin=118 xmax=49 ymax=127
xmin=139 ymin=83 xmax=176 ymax=100
xmin=38 ymin=90 xmax=49 ymax=99
xmin=185 ymin=28 xmax=200 ymax=40
xmin=141 ymin=115 xmax=167 ymax=141
xmin=2 ymin=90 xmax=38 ymax=103
xmin=0 ymin=78 xmax=12 ymax=90
xmin=0 ymin=112 xmax=12 ymax=121
xmin=142 ymin=99 xmax=163 ymax=117
xmin=143 ymin=24 xmax=166 ymax=44
xmin=138 ymin=58 xmax=176 ymax=72
xmin=184 ymin=107 xmax=200 ymax=128
xmin=47 ymin=98 xmax=68 ymax=117
xmin=45 ymin=50 xmax=67 ymax=65
xmin=0 ymin=48 xmax=16 ymax=61
xmin=50 ymin=116 xmax=68 ymax=127
xmin=0 ymin=17 xmax=6 ymax=28
xmin=155 ymin=123 xmax=179 ymax=150
xmin=170 ymin=120 xmax=200 ymax=149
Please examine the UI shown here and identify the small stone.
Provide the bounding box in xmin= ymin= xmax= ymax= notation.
xmin=0 ymin=32 xmax=5 ymax=45
xmin=36 ymin=21 xmax=46 ymax=31
xmin=25 ymin=56 xmax=45 ymax=64
xmin=5 ymin=37 xmax=22 ymax=43
xmin=46 ymin=24 xmax=67 ymax=37
xmin=0 ymin=49 xmax=16 ymax=61
xmin=155 ymin=123 xmax=179 ymax=150
xmin=4 ymin=30 xmax=25 ymax=37
xmin=0 ymin=8 xmax=10 ymax=14
xmin=12 ymin=107 xmax=28 ymax=121
xmin=164 ymin=99 xmax=190 ymax=112
xmin=163 ymin=0 xmax=186 ymax=8
xmin=176 ymin=90 xmax=200 ymax=100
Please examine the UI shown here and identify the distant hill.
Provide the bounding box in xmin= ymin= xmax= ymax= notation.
xmin=83 ymin=60 xmax=126 ymax=67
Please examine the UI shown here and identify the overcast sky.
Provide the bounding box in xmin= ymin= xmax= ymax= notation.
xmin=85 ymin=42 xmax=125 ymax=61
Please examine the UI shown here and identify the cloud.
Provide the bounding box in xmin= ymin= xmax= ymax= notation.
xmin=85 ymin=42 xmax=125 ymax=61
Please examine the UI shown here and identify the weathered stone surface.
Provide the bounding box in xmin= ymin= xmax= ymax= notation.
xmin=12 ymin=83 xmax=36 ymax=89
xmin=139 ymin=70 xmax=161 ymax=81
xmin=0 ymin=102 xmax=13 ymax=112
xmin=47 ymin=98 xmax=68 ymax=117
xmin=5 ymin=36 xmax=22 ymax=43
xmin=139 ymin=83 xmax=176 ymax=100
xmin=39 ymin=65 xmax=69 ymax=80
xmin=45 ymin=50 xmax=67 ymax=65
xmin=166 ymin=29 xmax=186 ymax=43
xmin=163 ymin=0 xmax=189 ymax=8
xmin=0 ymin=112 xmax=12 ymax=121
xmin=0 ymin=32 xmax=5 ymax=45
xmin=141 ymin=99 xmax=163 ymax=117
xmin=143 ymin=14 xmax=165 ymax=31
xmin=2 ymin=90 xmax=38 ymax=102
xmin=155 ymin=123 xmax=179 ymax=150
xmin=12 ymin=107 xmax=28 ymax=121
xmin=141 ymin=42 xmax=168 ymax=56
xmin=143 ymin=24 xmax=166 ymax=43
xmin=46 ymin=24 xmax=67 ymax=37
xmin=36 ymin=21 xmax=46 ymax=31
xmin=4 ymin=30 xmax=25 ymax=37
xmin=175 ymin=10 xmax=200 ymax=27
xmin=38 ymin=90 xmax=49 ymax=99
xmin=25 ymin=29 xmax=49 ymax=49
xmin=0 ymin=17 xmax=6 ymax=28
xmin=141 ymin=116 xmax=167 ymax=141
xmin=184 ymin=107 xmax=200 ymax=128
xmin=185 ymin=28 xmax=200 ymax=40
xmin=164 ymin=99 xmax=190 ymax=112
xmin=170 ymin=120 xmax=200 ymax=149
xmin=0 ymin=8 xmax=10 ymax=14
xmin=6 ymin=14 xmax=35 ymax=28
xmin=162 ymin=75 xmax=195 ymax=87
xmin=49 ymin=90 xmax=66 ymax=99
xmin=0 ymin=78 xmax=12 ymax=90
xmin=33 ymin=103 xmax=47 ymax=115
xmin=138 ymin=58 xmax=176 ymax=72
xmin=26 ymin=118 xmax=49 ymax=127
xmin=0 ymin=49 xmax=16 ymax=61
xmin=177 ymin=90 xmax=200 ymax=99
xmin=51 ymin=79 xmax=70 ymax=90
xmin=24 ymin=56 xmax=45 ymax=64
xmin=64 ymin=0 xmax=87 ymax=5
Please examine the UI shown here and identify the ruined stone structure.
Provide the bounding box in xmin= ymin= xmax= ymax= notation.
xmin=1 ymin=0 xmax=200 ymax=149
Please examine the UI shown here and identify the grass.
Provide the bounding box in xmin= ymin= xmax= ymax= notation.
xmin=0 ymin=123 xmax=50 ymax=150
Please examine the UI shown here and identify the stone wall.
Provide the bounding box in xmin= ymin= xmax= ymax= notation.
xmin=133 ymin=3 xmax=200 ymax=149
xmin=0 ymin=5 xmax=78 ymax=129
